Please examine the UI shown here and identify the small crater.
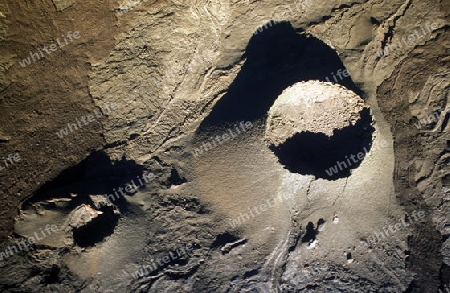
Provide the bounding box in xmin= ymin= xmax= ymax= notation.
xmin=211 ymin=232 xmax=239 ymax=249
xmin=265 ymin=82 xmax=374 ymax=180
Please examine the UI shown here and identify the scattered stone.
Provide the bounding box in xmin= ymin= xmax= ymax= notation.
xmin=165 ymin=263 xmax=200 ymax=278
xmin=67 ymin=205 xmax=102 ymax=229
xmin=333 ymin=215 xmax=339 ymax=224
xmin=307 ymin=239 xmax=319 ymax=249
xmin=221 ymin=238 xmax=247 ymax=254
xmin=46 ymin=198 xmax=73 ymax=209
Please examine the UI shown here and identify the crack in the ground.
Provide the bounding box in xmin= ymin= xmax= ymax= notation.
xmin=379 ymin=0 xmax=412 ymax=53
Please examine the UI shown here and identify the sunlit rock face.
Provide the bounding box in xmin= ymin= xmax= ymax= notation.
xmin=265 ymin=81 xmax=368 ymax=143
xmin=265 ymin=81 xmax=374 ymax=179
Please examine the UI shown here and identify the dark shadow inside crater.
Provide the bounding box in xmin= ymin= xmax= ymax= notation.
xmin=21 ymin=151 xmax=146 ymax=247
xmin=196 ymin=21 xmax=363 ymax=136
xmin=24 ymin=151 xmax=145 ymax=213
xmin=73 ymin=206 xmax=119 ymax=247
xmin=270 ymin=108 xmax=374 ymax=180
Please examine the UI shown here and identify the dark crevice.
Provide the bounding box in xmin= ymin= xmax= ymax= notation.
xmin=370 ymin=17 xmax=380 ymax=25
xmin=129 ymin=133 xmax=140 ymax=140
xmin=405 ymin=281 xmax=418 ymax=293
xmin=42 ymin=264 xmax=60 ymax=284
xmin=301 ymin=222 xmax=316 ymax=243
xmin=441 ymin=111 xmax=449 ymax=132
xmin=441 ymin=174 xmax=450 ymax=186
xmin=211 ymin=232 xmax=239 ymax=248
xmin=168 ymin=167 xmax=187 ymax=186
xmin=104 ymin=140 xmax=127 ymax=149
xmin=317 ymin=218 xmax=326 ymax=229
xmin=243 ymin=269 xmax=259 ymax=279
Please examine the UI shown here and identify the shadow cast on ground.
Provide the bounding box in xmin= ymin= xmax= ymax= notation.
xmin=197 ymin=21 xmax=363 ymax=132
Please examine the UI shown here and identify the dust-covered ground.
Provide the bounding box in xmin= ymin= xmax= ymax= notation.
xmin=0 ymin=0 xmax=449 ymax=292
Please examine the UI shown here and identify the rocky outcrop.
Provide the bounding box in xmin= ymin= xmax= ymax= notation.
xmin=265 ymin=81 xmax=368 ymax=142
